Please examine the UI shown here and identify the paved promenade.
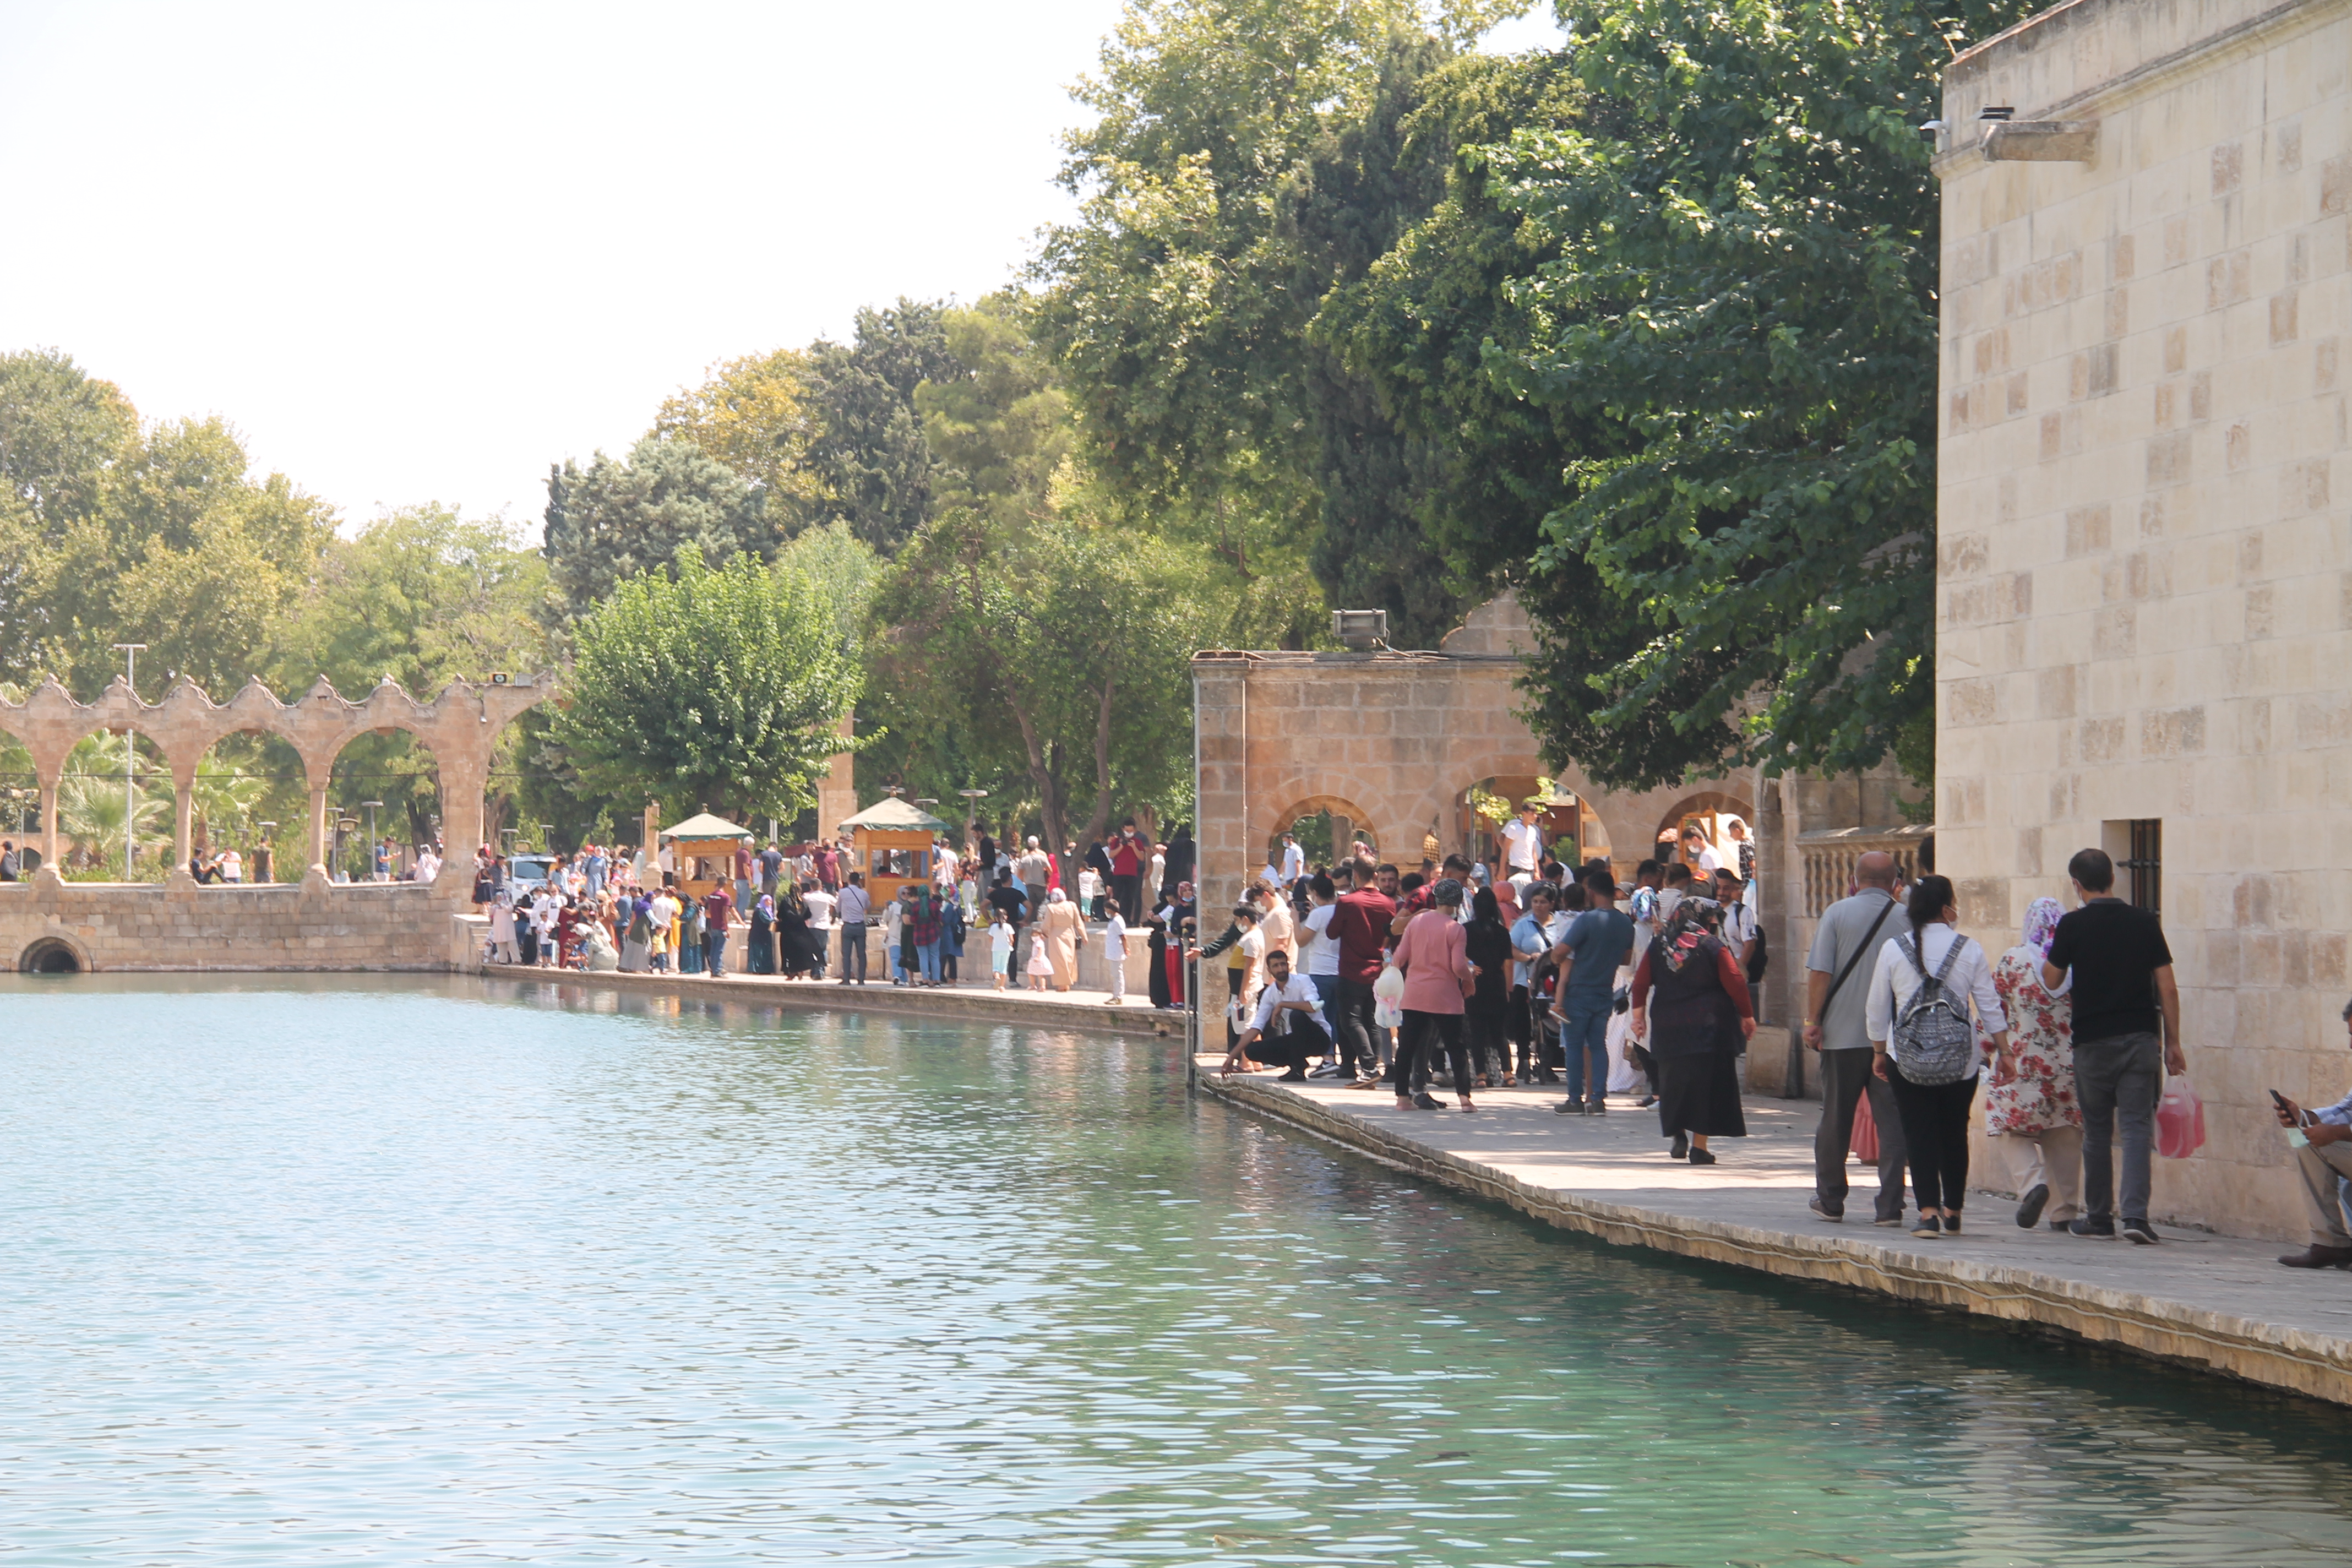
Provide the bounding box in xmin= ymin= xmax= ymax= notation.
xmin=483 ymin=961 xmax=1186 ymax=1038
xmin=1196 ymin=1060 xmax=2352 ymax=1407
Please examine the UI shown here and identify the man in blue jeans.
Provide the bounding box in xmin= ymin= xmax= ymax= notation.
xmin=1554 ymin=870 xmax=1636 ymax=1114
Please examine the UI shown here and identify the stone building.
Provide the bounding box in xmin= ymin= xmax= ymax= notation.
xmin=1935 ymin=0 xmax=2352 ymax=1235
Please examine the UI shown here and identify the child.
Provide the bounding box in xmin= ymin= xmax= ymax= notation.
xmin=989 ymin=908 xmax=1014 ymax=991
xmin=1026 ymin=925 xmax=1054 ymax=992
xmin=1101 ymin=897 xmax=1127 ymax=1004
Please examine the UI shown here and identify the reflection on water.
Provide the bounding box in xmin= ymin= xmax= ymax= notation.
xmin=1 ymin=973 xmax=2349 ymax=1566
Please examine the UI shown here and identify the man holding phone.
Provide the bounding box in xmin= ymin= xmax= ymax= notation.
xmin=2271 ymin=997 xmax=2352 ymax=1269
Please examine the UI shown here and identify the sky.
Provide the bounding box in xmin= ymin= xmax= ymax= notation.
xmin=0 ymin=1 xmax=1561 ymax=535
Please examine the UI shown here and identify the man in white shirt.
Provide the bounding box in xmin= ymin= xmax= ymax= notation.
xmin=934 ymin=838 xmax=960 ymax=890
xmin=834 ymin=875 xmax=872 ymax=985
xmin=802 ymin=883 xmax=837 ymax=979
xmin=1101 ymin=902 xmax=1129 ymax=1004
xmin=1509 ymin=882 xmax=1571 ymax=1084
xmin=1500 ymin=803 xmax=1545 ymax=888
xmin=1278 ymin=832 xmax=1305 ymax=884
xmin=1680 ymin=823 xmax=1722 ymax=875
xmin=1297 ymin=873 xmax=1344 ymax=1074
xmin=1231 ymin=948 xmax=1331 ymax=1081
xmin=1712 ymin=869 xmax=1755 ymax=970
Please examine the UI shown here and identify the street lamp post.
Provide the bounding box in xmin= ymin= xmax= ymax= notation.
xmin=111 ymin=643 xmax=146 ymax=880
xmin=362 ymin=800 xmax=384 ymax=880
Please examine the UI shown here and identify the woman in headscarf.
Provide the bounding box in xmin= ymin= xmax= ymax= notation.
xmin=1627 ymin=895 xmax=1755 ymax=1163
xmin=1040 ymin=885 xmax=1087 ymax=992
xmin=1987 ymin=896 xmax=2083 ymax=1230
xmin=748 ymin=893 xmax=778 ymax=975
xmin=619 ymin=893 xmax=652 ymax=973
xmin=776 ymin=880 xmax=818 ymax=978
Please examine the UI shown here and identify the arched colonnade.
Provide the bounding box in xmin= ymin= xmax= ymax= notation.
xmin=0 ymin=674 xmax=551 ymax=894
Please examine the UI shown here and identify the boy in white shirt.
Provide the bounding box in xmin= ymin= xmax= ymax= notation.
xmin=1102 ymin=899 xmax=1129 ymax=1003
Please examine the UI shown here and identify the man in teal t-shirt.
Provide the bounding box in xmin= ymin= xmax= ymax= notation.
xmin=1555 ymin=871 xmax=1635 ymax=1115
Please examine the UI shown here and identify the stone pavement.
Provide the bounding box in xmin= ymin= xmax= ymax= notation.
xmin=484 ymin=961 xmax=1189 ymax=1039
xmin=1196 ymin=1061 xmax=2352 ymax=1407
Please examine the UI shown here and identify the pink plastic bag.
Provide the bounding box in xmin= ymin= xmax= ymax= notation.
xmin=2156 ymin=1078 xmax=2207 ymax=1159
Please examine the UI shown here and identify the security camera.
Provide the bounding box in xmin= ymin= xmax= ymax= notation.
xmin=1918 ymin=119 xmax=1945 ymax=143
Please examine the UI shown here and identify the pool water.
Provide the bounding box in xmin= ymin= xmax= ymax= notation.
xmin=2 ymin=974 xmax=2349 ymax=1566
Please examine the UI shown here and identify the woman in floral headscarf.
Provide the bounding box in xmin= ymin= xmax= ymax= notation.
xmin=1627 ymin=896 xmax=1754 ymax=1163
xmin=1988 ymin=896 xmax=2084 ymax=1229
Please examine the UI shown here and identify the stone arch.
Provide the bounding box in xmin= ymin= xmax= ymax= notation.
xmin=186 ymin=726 xmax=308 ymax=881
xmin=1653 ymin=788 xmax=1756 ymax=869
xmin=1259 ymin=789 xmax=1385 ymax=866
xmin=17 ymin=934 xmax=89 ymax=973
xmin=320 ymin=718 xmax=448 ymax=883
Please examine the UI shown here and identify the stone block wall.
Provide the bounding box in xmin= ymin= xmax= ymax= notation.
xmin=3 ymin=872 xmax=471 ymax=972
xmin=1935 ymin=0 xmax=2352 ymax=1237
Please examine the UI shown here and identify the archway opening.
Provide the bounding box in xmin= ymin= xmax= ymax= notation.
xmin=0 ymin=716 xmax=40 ymax=873
xmin=193 ymin=729 xmax=308 ymax=883
xmin=56 ymin=730 xmax=170 ymax=881
xmin=18 ymin=938 xmax=82 ymax=974
xmin=1461 ymin=775 xmax=1596 ymax=877
xmin=1652 ymin=791 xmax=1756 ymax=880
xmin=329 ymin=729 xmax=444 ymax=883
xmin=1263 ymin=796 xmax=1378 ymax=878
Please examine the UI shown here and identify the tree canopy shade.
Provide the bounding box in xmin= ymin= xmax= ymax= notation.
xmin=1459 ymin=0 xmax=2037 ymax=788
xmin=804 ymin=300 xmax=959 ymax=555
xmin=541 ymin=437 xmax=775 ymax=634
xmin=547 ymin=547 xmax=862 ymax=825
xmin=651 ymin=349 xmax=829 ymax=524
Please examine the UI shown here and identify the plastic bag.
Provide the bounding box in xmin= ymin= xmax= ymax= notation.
xmin=2157 ymin=1077 xmax=2207 ymax=1159
xmin=1851 ymin=1090 xmax=1880 ymax=1164
xmin=1371 ymin=962 xmax=1406 ymax=1029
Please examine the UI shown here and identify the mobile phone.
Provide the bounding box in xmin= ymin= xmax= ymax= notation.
xmin=2272 ymin=1087 xmax=2293 ymax=1113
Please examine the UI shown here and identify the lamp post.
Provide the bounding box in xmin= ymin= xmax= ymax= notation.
xmin=540 ymin=823 xmax=556 ymax=857
xmin=362 ymin=800 xmax=384 ymax=880
xmin=111 ymin=643 xmax=145 ymax=880
xmin=335 ymin=815 xmax=360 ymax=881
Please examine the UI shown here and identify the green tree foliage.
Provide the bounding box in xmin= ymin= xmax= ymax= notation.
xmin=1465 ymin=0 xmax=2032 ymax=787
xmin=0 ymin=350 xmax=336 ymax=698
xmin=542 ymin=437 xmax=774 ymax=634
xmin=804 ymin=300 xmax=959 ymax=554
xmin=651 ymin=349 xmax=829 ymax=525
xmin=548 ymin=547 xmax=862 ymax=824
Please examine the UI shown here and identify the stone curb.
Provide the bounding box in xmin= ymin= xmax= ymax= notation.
xmin=1199 ymin=1070 xmax=2352 ymax=1407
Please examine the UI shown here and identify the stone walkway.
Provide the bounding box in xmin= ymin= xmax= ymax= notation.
xmin=483 ymin=961 xmax=1187 ymax=1038
xmin=1196 ymin=1060 xmax=2352 ymax=1407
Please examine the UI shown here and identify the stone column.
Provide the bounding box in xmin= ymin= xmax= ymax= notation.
xmin=437 ymin=761 xmax=485 ymax=891
xmin=172 ymin=772 xmax=195 ymax=873
xmin=817 ymin=711 xmax=856 ymax=842
xmin=37 ymin=759 xmax=60 ymax=870
xmin=308 ymin=781 xmax=330 ymax=874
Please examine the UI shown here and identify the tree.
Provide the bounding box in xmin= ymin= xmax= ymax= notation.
xmin=541 ymin=437 xmax=773 ymax=633
xmin=651 ymin=349 xmax=829 ymax=525
xmin=1468 ymin=0 xmax=2034 ymax=787
xmin=874 ymin=510 xmax=1211 ymax=853
xmin=548 ymin=548 xmax=861 ymax=824
xmin=803 ymin=300 xmax=959 ymax=554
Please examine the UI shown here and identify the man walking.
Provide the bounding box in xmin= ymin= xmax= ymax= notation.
xmin=2044 ymin=848 xmax=2183 ymax=1244
xmin=1554 ymin=871 xmax=1635 ymax=1114
xmin=1804 ymin=850 xmax=1909 ymax=1225
xmin=1328 ymin=857 xmax=1395 ymax=1084
xmin=835 ymin=872 xmax=871 ymax=985
xmin=1017 ymin=836 xmax=1051 ymax=914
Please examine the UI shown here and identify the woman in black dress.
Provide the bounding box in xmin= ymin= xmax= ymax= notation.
xmin=1463 ymin=886 xmax=1516 ymax=1088
xmin=1626 ymin=897 xmax=1755 ymax=1163
xmin=776 ymin=883 xmax=818 ymax=977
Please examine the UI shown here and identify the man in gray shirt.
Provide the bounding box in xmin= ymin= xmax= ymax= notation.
xmin=1803 ymin=851 xmax=1909 ymax=1224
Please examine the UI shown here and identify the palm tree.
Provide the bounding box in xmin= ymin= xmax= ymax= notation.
xmin=192 ymin=752 xmax=266 ymax=852
xmin=58 ymin=773 xmax=167 ymax=876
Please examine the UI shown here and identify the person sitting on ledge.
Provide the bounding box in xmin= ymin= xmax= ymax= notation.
xmin=2271 ymin=997 xmax=2352 ymax=1270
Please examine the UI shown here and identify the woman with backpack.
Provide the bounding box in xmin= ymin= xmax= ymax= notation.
xmin=1864 ymin=874 xmax=2014 ymax=1239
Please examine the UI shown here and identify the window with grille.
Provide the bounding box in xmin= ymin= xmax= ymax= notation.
xmin=2121 ymin=819 xmax=2161 ymax=913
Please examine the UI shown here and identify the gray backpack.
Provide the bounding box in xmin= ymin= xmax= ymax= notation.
xmin=1891 ymin=933 xmax=1976 ymax=1085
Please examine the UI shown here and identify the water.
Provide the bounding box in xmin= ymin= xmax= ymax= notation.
xmin=2 ymin=974 xmax=2349 ymax=1567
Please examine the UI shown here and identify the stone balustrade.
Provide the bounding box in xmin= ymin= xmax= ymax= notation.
xmin=1796 ymin=824 xmax=1934 ymax=918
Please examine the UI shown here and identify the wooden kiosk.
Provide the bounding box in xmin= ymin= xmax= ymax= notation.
xmin=839 ymin=797 xmax=946 ymax=907
xmin=660 ymin=812 xmax=753 ymax=902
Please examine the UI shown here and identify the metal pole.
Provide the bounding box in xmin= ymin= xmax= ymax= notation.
xmin=111 ymin=644 xmax=145 ymax=880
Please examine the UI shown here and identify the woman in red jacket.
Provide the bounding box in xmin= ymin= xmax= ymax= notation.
xmin=1391 ymin=877 xmax=1477 ymax=1113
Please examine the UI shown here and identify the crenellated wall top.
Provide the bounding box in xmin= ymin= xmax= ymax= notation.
xmin=0 ymin=672 xmax=556 ymax=785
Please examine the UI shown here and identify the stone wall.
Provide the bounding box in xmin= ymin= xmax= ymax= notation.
xmin=1935 ymin=0 xmax=2352 ymax=1236
xmin=3 ymin=870 xmax=477 ymax=972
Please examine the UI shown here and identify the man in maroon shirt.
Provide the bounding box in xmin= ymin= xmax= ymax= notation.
xmin=1328 ymin=855 xmax=1396 ymax=1085
xmin=701 ymin=882 xmax=733 ymax=977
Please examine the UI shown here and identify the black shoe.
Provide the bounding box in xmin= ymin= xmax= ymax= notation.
xmin=1276 ymin=1068 xmax=1307 ymax=1082
xmin=2049 ymin=1219 xmax=2072 ymax=1232
xmin=1912 ymin=1213 xmax=1943 ymax=1239
xmin=2278 ymin=1244 xmax=2352 ymax=1269
xmin=1553 ymin=1099 xmax=1581 ymax=1115
xmin=1534 ymin=1069 xmax=1561 ymax=1084
xmin=2016 ymin=1184 xmax=2049 ymax=1229
xmin=2121 ymin=1217 xmax=2158 ymax=1245
xmin=2069 ymin=1216 xmax=2117 ymax=1239
xmin=1586 ymin=1101 xmax=1606 ymax=1115
xmin=1636 ymin=1094 xmax=1658 ymax=1109
xmin=1411 ymin=1092 xmax=1444 ymax=1110
xmin=1686 ymin=1147 xmax=1717 ymax=1166
xmin=1669 ymin=1131 xmax=1689 ymax=1159
xmin=1943 ymin=1212 xmax=1963 ymax=1236
xmin=1809 ymin=1197 xmax=1843 ymax=1223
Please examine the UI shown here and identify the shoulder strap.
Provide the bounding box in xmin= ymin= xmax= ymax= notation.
xmin=1820 ymin=897 xmax=1896 ymax=1012
xmin=1930 ymin=929 xmax=1966 ymax=985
